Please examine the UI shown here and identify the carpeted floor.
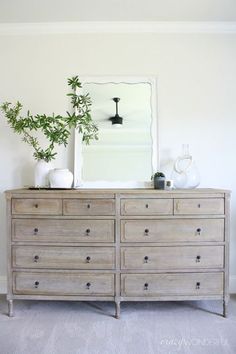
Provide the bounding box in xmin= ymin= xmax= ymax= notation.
xmin=0 ymin=295 xmax=236 ymax=354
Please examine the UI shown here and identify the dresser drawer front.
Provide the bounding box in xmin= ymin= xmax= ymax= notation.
xmin=13 ymin=246 xmax=115 ymax=269
xmin=121 ymin=246 xmax=224 ymax=270
xmin=121 ymin=199 xmax=173 ymax=216
xmin=12 ymin=219 xmax=115 ymax=243
xmin=174 ymin=198 xmax=224 ymax=215
xmin=121 ymin=219 xmax=224 ymax=243
xmin=121 ymin=273 xmax=224 ymax=296
xmin=12 ymin=198 xmax=62 ymax=215
xmin=63 ymin=199 xmax=115 ymax=216
xmin=13 ymin=272 xmax=114 ymax=296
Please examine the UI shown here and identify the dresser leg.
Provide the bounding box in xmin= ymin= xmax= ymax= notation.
xmin=115 ymin=301 xmax=120 ymax=319
xmin=8 ymin=300 xmax=14 ymax=317
xmin=223 ymin=299 xmax=228 ymax=318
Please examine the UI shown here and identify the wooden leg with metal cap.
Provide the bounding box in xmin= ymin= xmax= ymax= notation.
xmin=8 ymin=299 xmax=14 ymax=317
xmin=115 ymin=301 xmax=120 ymax=319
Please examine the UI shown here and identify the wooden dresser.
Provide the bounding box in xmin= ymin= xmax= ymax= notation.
xmin=5 ymin=188 xmax=230 ymax=318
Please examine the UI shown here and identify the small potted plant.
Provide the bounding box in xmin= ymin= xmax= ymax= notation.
xmin=151 ymin=171 xmax=166 ymax=190
xmin=1 ymin=76 xmax=98 ymax=187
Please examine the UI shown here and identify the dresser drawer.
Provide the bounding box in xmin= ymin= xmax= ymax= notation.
xmin=13 ymin=246 xmax=115 ymax=270
xmin=121 ymin=219 xmax=224 ymax=243
xmin=121 ymin=273 xmax=224 ymax=297
xmin=121 ymin=199 xmax=173 ymax=216
xmin=12 ymin=198 xmax=62 ymax=215
xmin=174 ymin=198 xmax=224 ymax=215
xmin=12 ymin=219 xmax=115 ymax=243
xmin=13 ymin=272 xmax=115 ymax=296
xmin=121 ymin=246 xmax=224 ymax=270
xmin=63 ymin=199 xmax=115 ymax=216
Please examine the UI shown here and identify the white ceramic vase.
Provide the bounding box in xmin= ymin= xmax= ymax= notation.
xmin=34 ymin=160 xmax=52 ymax=187
xmin=49 ymin=168 xmax=73 ymax=188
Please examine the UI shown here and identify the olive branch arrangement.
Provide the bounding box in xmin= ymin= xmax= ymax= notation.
xmin=0 ymin=76 xmax=98 ymax=162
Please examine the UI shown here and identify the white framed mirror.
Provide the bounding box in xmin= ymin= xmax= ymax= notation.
xmin=74 ymin=76 xmax=158 ymax=188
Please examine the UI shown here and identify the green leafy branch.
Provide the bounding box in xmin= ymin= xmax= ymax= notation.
xmin=0 ymin=76 xmax=98 ymax=162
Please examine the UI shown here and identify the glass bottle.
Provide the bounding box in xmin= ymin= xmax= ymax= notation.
xmin=171 ymin=144 xmax=200 ymax=189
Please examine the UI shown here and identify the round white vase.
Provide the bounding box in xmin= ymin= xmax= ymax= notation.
xmin=49 ymin=168 xmax=73 ymax=188
xmin=34 ymin=160 xmax=52 ymax=188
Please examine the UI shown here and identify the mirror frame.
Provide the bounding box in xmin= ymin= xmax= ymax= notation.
xmin=73 ymin=76 xmax=159 ymax=188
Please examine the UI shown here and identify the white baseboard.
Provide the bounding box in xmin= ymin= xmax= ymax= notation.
xmin=0 ymin=275 xmax=236 ymax=295
xmin=230 ymin=275 xmax=236 ymax=294
xmin=0 ymin=276 xmax=7 ymax=294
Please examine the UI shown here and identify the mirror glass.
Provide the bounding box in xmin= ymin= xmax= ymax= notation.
xmin=74 ymin=77 xmax=158 ymax=188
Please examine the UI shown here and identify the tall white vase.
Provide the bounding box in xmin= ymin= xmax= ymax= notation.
xmin=34 ymin=160 xmax=52 ymax=187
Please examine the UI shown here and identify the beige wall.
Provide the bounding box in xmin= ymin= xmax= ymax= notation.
xmin=0 ymin=31 xmax=236 ymax=290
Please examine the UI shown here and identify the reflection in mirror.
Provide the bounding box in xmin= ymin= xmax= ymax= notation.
xmin=74 ymin=77 xmax=158 ymax=188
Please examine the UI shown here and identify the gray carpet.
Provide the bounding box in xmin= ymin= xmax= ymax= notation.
xmin=0 ymin=295 xmax=236 ymax=354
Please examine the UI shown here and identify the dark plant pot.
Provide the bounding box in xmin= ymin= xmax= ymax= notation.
xmin=154 ymin=176 xmax=165 ymax=190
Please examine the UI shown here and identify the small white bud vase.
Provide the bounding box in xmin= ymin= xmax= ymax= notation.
xmin=49 ymin=168 xmax=73 ymax=188
xmin=34 ymin=160 xmax=52 ymax=187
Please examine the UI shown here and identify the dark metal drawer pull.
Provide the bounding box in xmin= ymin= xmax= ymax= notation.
xmin=85 ymin=228 xmax=90 ymax=235
xmin=34 ymin=228 xmax=38 ymax=235
xmin=196 ymin=228 xmax=201 ymax=235
xmin=144 ymin=283 xmax=149 ymax=290
xmin=34 ymin=255 xmax=39 ymax=262
xmin=144 ymin=256 xmax=149 ymax=263
xmin=86 ymin=256 xmax=91 ymax=263
xmin=145 ymin=204 xmax=149 ymax=208
xmin=196 ymin=255 xmax=201 ymax=262
xmin=197 ymin=204 xmax=201 ymax=208
xmin=34 ymin=281 xmax=39 ymax=288
xmin=86 ymin=282 xmax=91 ymax=289
xmin=87 ymin=204 xmax=91 ymax=209
xmin=34 ymin=204 xmax=38 ymax=208
xmin=144 ymin=229 xmax=149 ymax=235
xmin=196 ymin=282 xmax=201 ymax=289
